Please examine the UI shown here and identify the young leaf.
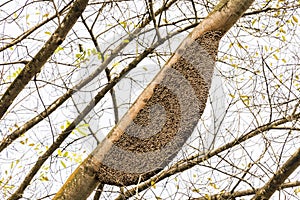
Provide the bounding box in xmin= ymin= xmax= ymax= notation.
xmin=151 ymin=181 xmax=156 ymax=189
xmin=60 ymin=161 xmax=67 ymax=168
xmin=292 ymin=15 xmax=298 ymax=23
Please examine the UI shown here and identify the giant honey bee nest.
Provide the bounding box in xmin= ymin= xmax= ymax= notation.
xmin=94 ymin=30 xmax=224 ymax=186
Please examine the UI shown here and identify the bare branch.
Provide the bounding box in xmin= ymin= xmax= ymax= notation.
xmin=0 ymin=0 xmax=180 ymax=153
xmin=193 ymin=181 xmax=300 ymax=200
xmin=251 ymin=148 xmax=300 ymax=200
xmin=115 ymin=113 xmax=300 ymax=199
xmin=0 ymin=0 xmax=90 ymax=120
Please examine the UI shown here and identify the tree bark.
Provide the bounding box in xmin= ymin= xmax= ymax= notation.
xmin=54 ymin=0 xmax=255 ymax=199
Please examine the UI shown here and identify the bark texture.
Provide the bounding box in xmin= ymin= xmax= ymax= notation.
xmin=54 ymin=0 xmax=255 ymax=199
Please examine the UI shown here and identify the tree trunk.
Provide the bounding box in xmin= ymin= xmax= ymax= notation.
xmin=54 ymin=0 xmax=255 ymax=199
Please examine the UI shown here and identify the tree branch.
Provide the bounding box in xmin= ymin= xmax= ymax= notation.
xmin=0 ymin=0 xmax=179 ymax=153
xmin=0 ymin=2 xmax=71 ymax=52
xmin=9 ymin=25 xmax=185 ymax=200
xmin=192 ymin=181 xmax=300 ymax=200
xmin=0 ymin=0 xmax=89 ymax=120
xmin=58 ymin=0 xmax=255 ymax=199
xmin=251 ymin=148 xmax=300 ymax=200
xmin=115 ymin=113 xmax=300 ymax=199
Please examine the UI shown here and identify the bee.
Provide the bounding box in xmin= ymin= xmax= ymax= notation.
xmin=78 ymin=44 xmax=83 ymax=52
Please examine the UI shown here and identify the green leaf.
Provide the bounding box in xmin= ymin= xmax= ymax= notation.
xmin=76 ymin=128 xmax=87 ymax=136
xmin=63 ymin=151 xmax=69 ymax=157
xmin=79 ymin=123 xmax=89 ymax=128
xmin=151 ymin=181 xmax=156 ymax=189
xmin=112 ymin=62 xmax=120 ymax=68
xmin=10 ymin=161 xmax=14 ymax=169
xmin=54 ymin=46 xmax=64 ymax=53
xmin=40 ymin=175 xmax=49 ymax=181
xmin=60 ymin=160 xmax=66 ymax=168
xmin=57 ymin=149 xmax=62 ymax=156
xmin=119 ymin=21 xmax=127 ymax=28
xmin=273 ymin=54 xmax=279 ymax=60
xmin=75 ymin=53 xmax=82 ymax=58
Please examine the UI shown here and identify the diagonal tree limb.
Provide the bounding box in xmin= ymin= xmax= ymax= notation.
xmin=54 ymin=0 xmax=255 ymax=199
xmin=251 ymin=148 xmax=300 ymax=200
xmin=0 ymin=0 xmax=90 ymax=120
